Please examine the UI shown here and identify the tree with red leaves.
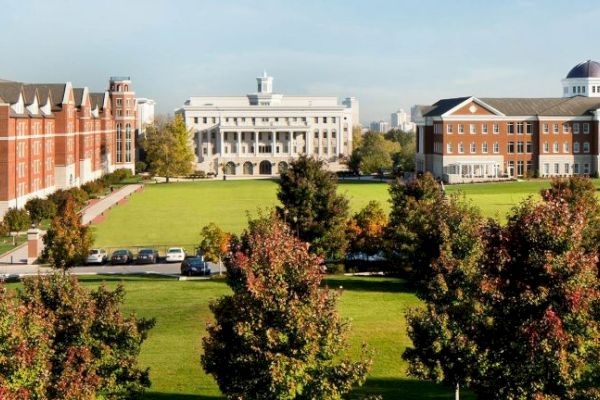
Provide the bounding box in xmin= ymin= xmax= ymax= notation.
xmin=202 ymin=214 xmax=372 ymax=399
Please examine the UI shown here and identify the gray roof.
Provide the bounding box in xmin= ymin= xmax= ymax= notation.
xmin=424 ymin=96 xmax=600 ymax=117
xmin=32 ymin=84 xmax=66 ymax=107
xmin=73 ymin=88 xmax=85 ymax=107
xmin=566 ymin=60 xmax=600 ymax=79
xmin=0 ymin=82 xmax=24 ymax=104
xmin=89 ymin=92 xmax=106 ymax=110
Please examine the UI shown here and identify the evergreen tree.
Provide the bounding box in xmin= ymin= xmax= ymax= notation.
xmin=277 ymin=156 xmax=350 ymax=260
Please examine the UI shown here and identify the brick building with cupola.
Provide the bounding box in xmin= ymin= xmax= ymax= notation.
xmin=415 ymin=60 xmax=600 ymax=183
xmin=0 ymin=76 xmax=136 ymax=215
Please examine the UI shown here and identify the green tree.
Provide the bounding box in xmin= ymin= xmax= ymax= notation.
xmin=352 ymin=125 xmax=363 ymax=150
xmin=3 ymin=207 xmax=30 ymax=245
xmin=277 ymin=156 xmax=350 ymax=260
xmin=41 ymin=196 xmax=92 ymax=270
xmin=198 ymin=222 xmax=232 ymax=275
xmin=347 ymin=200 xmax=388 ymax=257
xmin=202 ymin=216 xmax=372 ymax=399
xmin=404 ymin=194 xmax=600 ymax=399
xmin=385 ymin=130 xmax=416 ymax=172
xmin=1 ymin=273 xmax=155 ymax=399
xmin=25 ymin=197 xmax=57 ymax=226
xmin=142 ymin=115 xmax=194 ymax=183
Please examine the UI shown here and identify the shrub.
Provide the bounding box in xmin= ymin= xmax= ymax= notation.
xmin=81 ymin=180 xmax=105 ymax=197
xmin=48 ymin=188 xmax=89 ymax=210
xmin=25 ymin=197 xmax=57 ymax=225
xmin=3 ymin=208 xmax=30 ymax=237
xmin=0 ymin=273 xmax=155 ymax=399
xmin=135 ymin=161 xmax=147 ymax=173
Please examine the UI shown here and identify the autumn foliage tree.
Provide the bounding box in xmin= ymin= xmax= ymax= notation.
xmin=202 ymin=215 xmax=372 ymax=399
xmin=277 ymin=155 xmax=350 ymax=260
xmin=41 ymin=196 xmax=92 ymax=270
xmin=347 ymin=200 xmax=388 ymax=257
xmin=403 ymin=179 xmax=600 ymax=399
xmin=198 ymin=222 xmax=232 ymax=274
xmin=0 ymin=273 xmax=155 ymax=399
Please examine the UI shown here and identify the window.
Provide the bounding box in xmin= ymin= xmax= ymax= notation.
xmin=447 ymin=124 xmax=453 ymax=134
xmin=553 ymin=123 xmax=559 ymax=134
xmin=574 ymin=123 xmax=580 ymax=134
xmin=543 ymin=142 xmax=549 ymax=153
xmin=482 ymin=124 xmax=488 ymax=134
xmin=493 ymin=123 xmax=499 ymax=134
xmin=584 ymin=142 xmax=590 ymax=153
xmin=482 ymin=142 xmax=488 ymax=153
xmin=493 ymin=142 xmax=499 ymax=154
xmin=584 ymin=164 xmax=590 ymax=174
xmin=574 ymin=142 xmax=580 ymax=153
xmin=574 ymin=163 xmax=580 ymax=174
xmin=194 ymin=117 xmax=198 ymax=124
xmin=517 ymin=122 xmax=524 ymax=134
xmin=553 ymin=142 xmax=559 ymax=153
xmin=458 ymin=142 xmax=464 ymax=153
xmin=447 ymin=143 xmax=453 ymax=153
xmin=563 ymin=142 xmax=570 ymax=153
xmin=470 ymin=142 xmax=476 ymax=153
xmin=470 ymin=124 xmax=476 ymax=134
xmin=517 ymin=141 xmax=524 ymax=153
xmin=565 ymin=163 xmax=570 ymax=174
xmin=527 ymin=160 xmax=533 ymax=174
xmin=203 ymin=117 xmax=207 ymax=124
xmin=458 ymin=124 xmax=464 ymax=134
xmin=507 ymin=123 xmax=514 ymax=134
xmin=125 ymin=123 xmax=132 ymax=162
xmin=543 ymin=123 xmax=548 ymax=133
xmin=508 ymin=161 xmax=515 ymax=175
xmin=116 ymin=124 xmax=122 ymax=162
xmin=526 ymin=141 xmax=533 ymax=153
xmin=563 ymin=123 xmax=570 ymax=133
xmin=554 ymin=163 xmax=559 ymax=174
xmin=116 ymin=98 xmax=122 ymax=106
xmin=508 ymin=141 xmax=514 ymax=153
xmin=525 ymin=122 xmax=533 ymax=134
xmin=517 ymin=160 xmax=524 ymax=176
xmin=584 ymin=123 xmax=590 ymax=134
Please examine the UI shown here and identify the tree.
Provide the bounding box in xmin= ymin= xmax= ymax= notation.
xmin=142 ymin=115 xmax=194 ymax=183
xmin=403 ymin=194 xmax=600 ymax=399
xmin=350 ymin=132 xmax=400 ymax=174
xmin=385 ymin=130 xmax=416 ymax=172
xmin=41 ymin=196 xmax=92 ymax=270
xmin=347 ymin=200 xmax=388 ymax=257
xmin=0 ymin=273 xmax=155 ymax=399
xmin=3 ymin=207 xmax=30 ymax=245
xmin=198 ymin=222 xmax=232 ymax=275
xmin=352 ymin=125 xmax=363 ymax=151
xmin=277 ymin=156 xmax=350 ymax=260
xmin=25 ymin=197 xmax=57 ymax=226
xmin=47 ymin=187 xmax=89 ymax=210
xmin=202 ymin=216 xmax=372 ymax=399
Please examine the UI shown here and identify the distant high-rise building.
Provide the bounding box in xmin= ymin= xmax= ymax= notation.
xmin=370 ymin=120 xmax=389 ymax=133
xmin=391 ymin=109 xmax=416 ymax=132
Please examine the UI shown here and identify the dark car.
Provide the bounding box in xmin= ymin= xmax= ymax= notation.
xmin=137 ymin=248 xmax=158 ymax=264
xmin=180 ymin=256 xmax=211 ymax=276
xmin=111 ymin=249 xmax=134 ymax=265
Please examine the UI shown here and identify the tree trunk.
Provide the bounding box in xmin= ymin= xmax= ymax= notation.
xmin=218 ymin=256 xmax=223 ymax=276
xmin=166 ymin=175 xmax=170 ymax=183
xmin=455 ymin=383 xmax=460 ymax=400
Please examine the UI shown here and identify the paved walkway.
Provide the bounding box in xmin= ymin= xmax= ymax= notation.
xmin=0 ymin=184 xmax=144 ymax=265
xmin=81 ymin=184 xmax=143 ymax=225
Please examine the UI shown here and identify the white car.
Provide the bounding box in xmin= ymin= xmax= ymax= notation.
xmin=165 ymin=247 xmax=186 ymax=263
xmin=86 ymin=249 xmax=108 ymax=265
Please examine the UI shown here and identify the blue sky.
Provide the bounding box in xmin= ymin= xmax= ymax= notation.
xmin=1 ymin=0 xmax=600 ymax=124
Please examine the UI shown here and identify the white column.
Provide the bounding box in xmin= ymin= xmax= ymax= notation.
xmin=272 ymin=131 xmax=276 ymax=156
xmin=327 ymin=129 xmax=331 ymax=159
xmin=219 ymin=130 xmax=224 ymax=156
xmin=289 ymin=131 xmax=293 ymax=155
xmin=254 ymin=131 xmax=259 ymax=157
xmin=307 ymin=131 xmax=312 ymax=155
xmin=237 ymin=131 xmax=241 ymax=157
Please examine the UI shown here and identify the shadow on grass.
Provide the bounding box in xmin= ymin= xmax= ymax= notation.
xmin=352 ymin=377 xmax=475 ymax=400
xmin=322 ymin=276 xmax=415 ymax=294
xmin=143 ymin=393 xmax=221 ymax=400
xmin=76 ymin=274 xmax=178 ymax=284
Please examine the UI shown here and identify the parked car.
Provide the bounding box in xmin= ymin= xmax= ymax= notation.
xmin=111 ymin=249 xmax=134 ymax=265
xmin=137 ymin=248 xmax=158 ymax=264
xmin=165 ymin=247 xmax=186 ymax=263
xmin=180 ymin=256 xmax=211 ymax=276
xmin=86 ymin=248 xmax=108 ymax=265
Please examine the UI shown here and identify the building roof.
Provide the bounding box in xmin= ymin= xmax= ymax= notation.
xmin=73 ymin=88 xmax=85 ymax=107
xmin=423 ymin=96 xmax=600 ymax=117
xmin=89 ymin=92 xmax=106 ymax=109
xmin=31 ymin=84 xmax=67 ymax=107
xmin=566 ymin=60 xmax=600 ymax=79
xmin=0 ymin=82 xmax=24 ymax=104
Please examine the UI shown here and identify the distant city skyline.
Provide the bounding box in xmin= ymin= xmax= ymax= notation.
xmin=1 ymin=0 xmax=600 ymax=124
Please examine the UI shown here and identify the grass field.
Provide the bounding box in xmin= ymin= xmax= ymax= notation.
xmin=8 ymin=274 xmax=473 ymax=399
xmin=92 ymin=178 xmax=597 ymax=250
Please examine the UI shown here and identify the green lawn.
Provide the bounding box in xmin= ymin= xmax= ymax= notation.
xmin=93 ymin=178 xmax=600 ymax=250
xmin=8 ymin=274 xmax=472 ymax=399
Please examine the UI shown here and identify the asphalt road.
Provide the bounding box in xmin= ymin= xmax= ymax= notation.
xmin=0 ymin=260 xmax=223 ymax=279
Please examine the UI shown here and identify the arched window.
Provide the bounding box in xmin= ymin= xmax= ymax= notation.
xmin=124 ymin=84 xmax=129 ymax=91
xmin=116 ymin=123 xmax=122 ymax=162
xmin=125 ymin=123 xmax=132 ymax=162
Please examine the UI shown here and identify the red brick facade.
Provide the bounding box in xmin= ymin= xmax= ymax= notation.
xmin=0 ymin=77 xmax=136 ymax=215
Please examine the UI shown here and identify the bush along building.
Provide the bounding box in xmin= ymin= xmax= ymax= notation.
xmin=415 ymin=60 xmax=600 ymax=183
xmin=0 ymin=76 xmax=136 ymax=215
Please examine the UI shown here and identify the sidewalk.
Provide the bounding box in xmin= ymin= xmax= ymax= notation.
xmin=81 ymin=184 xmax=143 ymax=225
xmin=0 ymin=184 xmax=144 ymax=265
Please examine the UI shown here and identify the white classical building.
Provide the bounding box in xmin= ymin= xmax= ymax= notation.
xmin=177 ymin=73 xmax=357 ymax=176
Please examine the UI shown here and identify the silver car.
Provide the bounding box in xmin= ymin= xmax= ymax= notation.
xmin=86 ymin=249 xmax=108 ymax=265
